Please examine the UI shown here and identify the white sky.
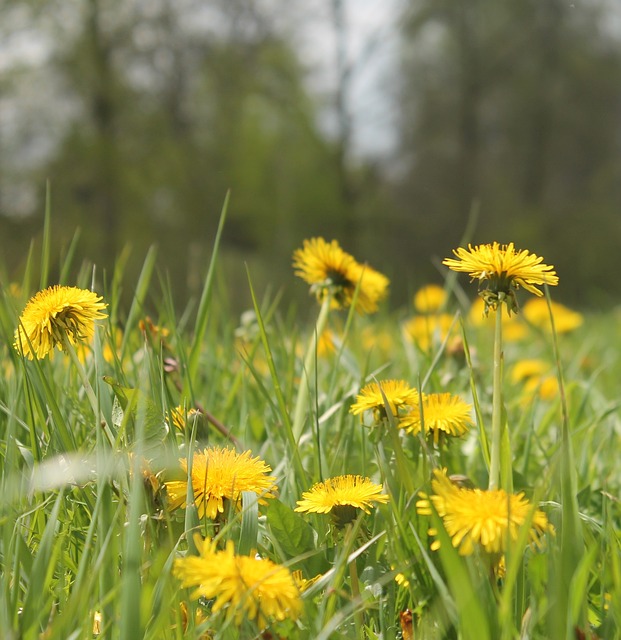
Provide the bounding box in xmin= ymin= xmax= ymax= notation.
xmin=292 ymin=0 xmax=401 ymax=157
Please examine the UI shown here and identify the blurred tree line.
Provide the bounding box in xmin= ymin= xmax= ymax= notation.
xmin=1 ymin=0 xmax=620 ymax=315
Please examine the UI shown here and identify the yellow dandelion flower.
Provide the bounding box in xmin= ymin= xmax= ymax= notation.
xmin=403 ymin=313 xmax=455 ymax=352
xmin=511 ymin=359 xmax=559 ymax=402
xmin=350 ymin=379 xmax=419 ymax=425
xmin=178 ymin=602 xmax=211 ymax=639
xmin=533 ymin=376 xmax=559 ymax=401
xmin=511 ymin=359 xmax=549 ymax=384
xmin=164 ymin=447 xmax=277 ymax=520
xmin=292 ymin=237 xmax=389 ymax=314
xmin=443 ymin=242 xmax=558 ymax=314
xmin=174 ymin=537 xmax=302 ymax=628
xmin=317 ymin=328 xmax=338 ymax=357
xmin=359 ymin=325 xmax=395 ymax=356
xmin=171 ymin=405 xmax=202 ymax=431
xmin=413 ymin=284 xmax=447 ymax=313
xmin=14 ymin=285 xmax=108 ymax=360
xmin=401 ymin=393 xmax=473 ymax=444
xmin=416 ymin=469 xmax=552 ymax=556
xmin=291 ymin=570 xmax=323 ymax=593
xmin=522 ymin=298 xmax=583 ymax=334
xmin=295 ymin=474 xmax=389 ymax=526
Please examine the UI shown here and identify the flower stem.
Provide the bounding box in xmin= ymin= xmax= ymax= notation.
xmin=488 ymin=300 xmax=504 ymax=491
xmin=292 ymin=295 xmax=331 ymax=441
xmin=348 ymin=535 xmax=363 ymax=637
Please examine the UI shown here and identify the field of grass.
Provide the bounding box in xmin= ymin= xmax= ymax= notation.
xmin=0 ymin=205 xmax=620 ymax=639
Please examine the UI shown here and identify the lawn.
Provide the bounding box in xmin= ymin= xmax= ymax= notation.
xmin=1 ymin=204 xmax=619 ymax=639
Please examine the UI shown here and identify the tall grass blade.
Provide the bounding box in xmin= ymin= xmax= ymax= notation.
xmin=20 ymin=489 xmax=65 ymax=634
xmin=187 ymin=191 xmax=230 ymax=389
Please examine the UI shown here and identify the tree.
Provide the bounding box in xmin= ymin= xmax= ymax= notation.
xmin=391 ymin=0 xmax=621 ymax=306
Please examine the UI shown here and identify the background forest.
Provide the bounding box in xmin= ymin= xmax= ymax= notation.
xmin=2 ymin=0 xmax=621 ymax=314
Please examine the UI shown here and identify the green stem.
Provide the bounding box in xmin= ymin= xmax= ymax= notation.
xmin=348 ymin=533 xmax=363 ymax=637
xmin=292 ymin=295 xmax=331 ymax=441
xmin=488 ymin=300 xmax=504 ymax=491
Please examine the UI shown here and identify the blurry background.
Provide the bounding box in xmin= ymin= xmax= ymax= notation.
xmin=2 ymin=0 xmax=621 ymax=313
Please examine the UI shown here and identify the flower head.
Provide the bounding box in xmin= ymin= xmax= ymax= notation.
xmin=443 ymin=243 xmax=558 ymax=314
xmin=295 ymin=474 xmax=389 ymax=526
xmin=413 ymin=284 xmax=447 ymax=313
xmin=174 ymin=537 xmax=301 ymax=628
xmin=401 ymin=393 xmax=473 ymax=445
xmin=350 ymin=379 xmax=418 ymax=426
xmin=403 ymin=313 xmax=456 ymax=352
xmin=522 ymin=298 xmax=583 ymax=334
xmin=164 ymin=447 xmax=277 ymax=520
xmin=291 ymin=570 xmax=323 ymax=594
xmin=511 ymin=359 xmax=559 ymax=403
xmin=170 ymin=405 xmax=202 ymax=431
xmin=14 ymin=285 xmax=108 ymax=360
xmin=416 ymin=469 xmax=552 ymax=556
xmin=292 ymin=237 xmax=389 ymax=314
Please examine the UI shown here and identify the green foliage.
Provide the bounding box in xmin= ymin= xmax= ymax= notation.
xmin=0 ymin=205 xmax=620 ymax=639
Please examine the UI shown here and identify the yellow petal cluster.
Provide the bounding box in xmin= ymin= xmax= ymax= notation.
xmin=416 ymin=469 xmax=552 ymax=555
xmin=403 ymin=313 xmax=456 ymax=352
xmin=14 ymin=285 xmax=108 ymax=359
xmin=170 ymin=405 xmax=202 ymax=431
xmin=400 ymin=393 xmax=473 ymax=444
xmin=292 ymin=237 xmax=389 ymax=314
xmin=174 ymin=537 xmax=302 ymax=628
xmin=349 ymin=379 xmax=419 ymax=424
xmin=165 ymin=447 xmax=277 ymax=520
xmin=295 ymin=474 xmax=389 ymax=515
xmin=443 ymin=242 xmax=558 ymax=297
xmin=511 ymin=359 xmax=559 ymax=402
xmin=522 ymin=298 xmax=583 ymax=334
xmin=413 ymin=284 xmax=447 ymax=313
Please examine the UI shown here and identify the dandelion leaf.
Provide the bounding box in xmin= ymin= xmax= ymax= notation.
xmin=267 ymin=499 xmax=315 ymax=558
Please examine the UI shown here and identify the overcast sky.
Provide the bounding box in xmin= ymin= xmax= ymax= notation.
xmin=293 ymin=0 xmax=401 ymax=158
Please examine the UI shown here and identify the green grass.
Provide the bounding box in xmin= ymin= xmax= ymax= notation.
xmin=0 ymin=209 xmax=620 ymax=639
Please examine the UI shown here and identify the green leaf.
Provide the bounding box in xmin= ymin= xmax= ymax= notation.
xmin=238 ymin=491 xmax=259 ymax=556
xmin=266 ymin=499 xmax=315 ymax=558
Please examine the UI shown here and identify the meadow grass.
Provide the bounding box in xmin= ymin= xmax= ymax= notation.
xmin=0 ymin=208 xmax=620 ymax=639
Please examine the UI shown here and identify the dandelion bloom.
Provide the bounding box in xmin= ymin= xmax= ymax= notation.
xmin=522 ymin=298 xmax=583 ymax=334
xmin=413 ymin=284 xmax=447 ymax=313
xmin=170 ymin=405 xmax=202 ymax=431
xmin=164 ymin=447 xmax=277 ymax=520
xmin=416 ymin=469 xmax=552 ymax=556
xmin=403 ymin=313 xmax=455 ymax=352
xmin=292 ymin=237 xmax=389 ymax=314
xmin=295 ymin=475 xmax=389 ymax=526
xmin=14 ymin=285 xmax=108 ymax=360
xmin=174 ymin=536 xmax=302 ymax=628
xmin=401 ymin=393 xmax=473 ymax=444
xmin=350 ymin=379 xmax=419 ymax=425
xmin=443 ymin=242 xmax=558 ymax=314
xmin=178 ymin=601 xmax=210 ymax=639
xmin=511 ymin=359 xmax=559 ymax=403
